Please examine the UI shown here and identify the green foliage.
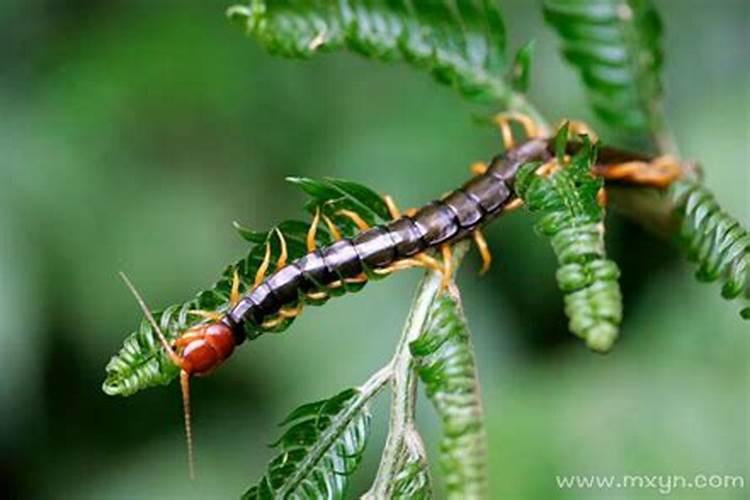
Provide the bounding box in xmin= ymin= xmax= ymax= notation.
xmin=672 ymin=180 xmax=750 ymax=319
xmin=380 ymin=430 xmax=432 ymax=499
xmin=244 ymin=388 xmax=372 ymax=499
xmin=510 ymin=39 xmax=535 ymax=93
xmin=544 ymin=0 xmax=664 ymax=133
xmin=227 ymin=0 xmax=514 ymax=103
xmin=411 ymin=293 xmax=487 ymax=498
xmin=515 ymin=136 xmax=623 ymax=352
xmin=102 ymin=177 xmax=388 ymax=397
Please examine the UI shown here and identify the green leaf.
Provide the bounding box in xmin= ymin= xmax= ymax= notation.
xmin=410 ymin=293 xmax=487 ymax=499
xmin=244 ymin=388 xmax=372 ymax=500
xmin=228 ymin=0 xmax=514 ymax=103
xmin=509 ymin=39 xmax=535 ymax=93
xmin=103 ymin=177 xmax=389 ymax=397
xmin=515 ymin=141 xmax=624 ymax=352
xmin=672 ymin=180 xmax=750 ymax=319
xmin=544 ymin=0 xmax=664 ymax=134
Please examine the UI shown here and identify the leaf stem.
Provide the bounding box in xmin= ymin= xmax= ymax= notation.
xmin=276 ymin=365 xmax=390 ymax=498
xmin=365 ymin=242 xmax=470 ymax=497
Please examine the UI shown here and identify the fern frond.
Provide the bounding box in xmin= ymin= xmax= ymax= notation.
xmin=227 ymin=0 xmax=513 ymax=103
xmin=544 ymin=0 xmax=664 ymax=134
xmin=672 ymin=180 xmax=750 ymax=319
xmin=243 ymin=387 xmax=375 ymax=499
xmin=515 ymin=138 xmax=623 ymax=352
xmin=410 ymin=293 xmax=487 ymax=498
xmin=103 ymin=177 xmax=388 ymax=397
xmin=379 ymin=428 xmax=432 ymax=499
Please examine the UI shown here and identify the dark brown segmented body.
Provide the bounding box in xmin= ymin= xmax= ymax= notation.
xmin=222 ymin=138 xmax=554 ymax=340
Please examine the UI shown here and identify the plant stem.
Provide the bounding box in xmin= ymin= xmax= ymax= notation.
xmin=276 ymin=364 xmax=390 ymax=498
xmin=365 ymin=241 xmax=470 ymax=497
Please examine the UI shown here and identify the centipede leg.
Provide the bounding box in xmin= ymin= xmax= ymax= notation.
xmin=187 ymin=310 xmax=223 ymax=322
xmin=594 ymin=155 xmax=682 ymax=188
xmin=383 ymin=194 xmax=401 ymax=219
xmin=493 ymin=111 xmax=541 ymax=150
xmin=307 ymin=207 xmax=321 ymax=252
xmin=274 ymin=228 xmax=288 ymax=270
xmin=382 ymin=194 xmax=416 ymax=220
xmin=535 ymin=158 xmax=561 ymax=177
xmin=505 ymin=198 xmax=525 ymax=212
xmin=373 ymin=257 xmax=432 ymax=276
xmin=173 ymin=329 xmax=207 ymax=349
xmin=322 ymin=214 xmax=342 ymax=241
xmin=337 ymin=209 xmax=370 ymax=231
xmin=254 ymin=241 xmax=272 ymax=286
xmin=306 ymin=290 xmax=329 ymax=301
xmin=470 ymin=161 xmax=488 ymax=176
xmin=440 ymin=244 xmax=453 ymax=289
xmin=560 ymin=119 xmax=599 ymax=143
xmin=472 ymin=230 xmax=492 ymax=275
xmin=279 ymin=302 xmax=304 ymax=319
xmin=230 ymin=269 xmax=241 ymax=306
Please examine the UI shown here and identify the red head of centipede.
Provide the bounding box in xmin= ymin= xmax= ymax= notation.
xmin=175 ymin=322 xmax=236 ymax=376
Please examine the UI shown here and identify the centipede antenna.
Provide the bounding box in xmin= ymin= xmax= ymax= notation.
xmin=119 ymin=271 xmax=196 ymax=480
xmin=180 ymin=369 xmax=195 ymax=480
xmin=118 ymin=272 xmax=181 ymax=366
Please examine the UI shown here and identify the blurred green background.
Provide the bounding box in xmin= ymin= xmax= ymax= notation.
xmin=1 ymin=1 xmax=747 ymax=499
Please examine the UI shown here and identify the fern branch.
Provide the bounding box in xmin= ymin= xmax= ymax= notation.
xmin=244 ymin=367 xmax=390 ymax=499
xmin=410 ymin=284 xmax=488 ymax=498
xmin=544 ymin=0 xmax=672 ymax=150
xmin=366 ymin=241 xmax=470 ymax=497
xmin=516 ymin=136 xmax=624 ymax=351
xmin=227 ymin=0 xmax=549 ymax=133
xmin=672 ymin=180 xmax=750 ymax=319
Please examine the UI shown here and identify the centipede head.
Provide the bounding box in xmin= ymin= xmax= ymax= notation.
xmin=119 ymin=272 xmax=196 ymax=480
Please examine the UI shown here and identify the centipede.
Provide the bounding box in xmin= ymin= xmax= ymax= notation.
xmin=118 ymin=115 xmax=685 ymax=477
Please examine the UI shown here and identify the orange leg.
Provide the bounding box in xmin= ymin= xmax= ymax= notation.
xmin=473 ymin=230 xmax=492 ymax=275
xmin=174 ymin=329 xmax=207 ymax=349
xmin=440 ymin=244 xmax=453 ymax=289
xmin=306 ymin=290 xmax=328 ymax=301
xmin=322 ymin=214 xmax=342 ymax=241
xmin=274 ymin=228 xmax=288 ymax=270
xmin=307 ymin=207 xmax=321 ymax=252
xmin=383 ymin=194 xmax=402 ymax=219
xmin=373 ymin=257 xmax=431 ymax=276
xmin=594 ymin=155 xmax=682 ymax=188
xmin=187 ymin=310 xmax=223 ymax=322
xmin=505 ymin=198 xmax=524 ymax=212
xmin=337 ymin=209 xmax=370 ymax=231
xmin=279 ymin=302 xmax=304 ymax=319
xmin=382 ymin=194 xmax=417 ymax=219
xmin=535 ymin=158 xmax=561 ymax=177
xmin=255 ymin=241 xmax=272 ymax=287
xmin=558 ymin=119 xmax=599 ymax=143
xmin=230 ymin=269 xmax=241 ymax=306
xmin=471 ymin=161 xmax=488 ymax=176
xmin=493 ymin=111 xmax=541 ymax=149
